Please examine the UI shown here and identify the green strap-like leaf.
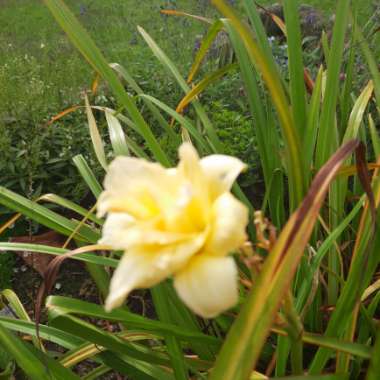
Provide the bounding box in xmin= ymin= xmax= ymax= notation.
xmin=72 ymin=154 xmax=103 ymax=199
xmin=0 ymin=324 xmax=79 ymax=380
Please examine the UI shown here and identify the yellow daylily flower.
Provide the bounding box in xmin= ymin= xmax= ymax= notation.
xmin=98 ymin=143 xmax=249 ymax=318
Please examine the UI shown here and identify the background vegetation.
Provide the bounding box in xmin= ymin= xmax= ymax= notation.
xmin=0 ymin=0 xmax=380 ymax=378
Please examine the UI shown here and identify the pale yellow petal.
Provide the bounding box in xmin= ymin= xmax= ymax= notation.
xmin=174 ymin=255 xmax=238 ymax=318
xmin=200 ymin=154 xmax=246 ymax=199
xmin=105 ymin=233 xmax=206 ymax=311
xmin=99 ymin=212 xmax=191 ymax=249
xmin=204 ymin=193 xmax=248 ymax=256
xmin=178 ymin=143 xmax=203 ymax=188
xmin=163 ymin=143 xmax=209 ymax=233
xmin=98 ymin=156 xmax=174 ymax=219
xmin=105 ymin=250 xmax=169 ymax=311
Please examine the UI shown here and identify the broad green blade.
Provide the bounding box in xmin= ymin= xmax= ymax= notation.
xmin=0 ymin=324 xmax=79 ymax=380
xmin=73 ymin=154 xmax=103 ymax=198
xmin=176 ymin=63 xmax=238 ymax=114
xmin=369 ymin=115 xmax=380 ymax=157
xmin=105 ymin=110 xmax=131 ymax=157
xmin=283 ymin=0 xmax=307 ymax=140
xmin=340 ymin=5 xmax=358 ymax=129
xmin=343 ymin=81 xmax=374 ymax=143
xmin=46 ymin=296 xmax=220 ymax=347
xmin=101 ymin=351 xmax=175 ymax=380
xmin=304 ymin=66 xmax=323 ymax=176
xmin=0 ymin=243 xmax=117 ymax=268
xmin=0 ymin=317 xmax=83 ymax=349
xmin=366 ymin=328 xmax=380 ymax=379
xmin=356 ymin=25 xmax=380 ymax=109
xmin=48 ymin=312 xmax=172 ymax=367
xmin=315 ymin=0 xmax=351 ymax=167
xmin=0 ymin=187 xmax=99 ymax=243
xmin=85 ymin=95 xmax=108 ymax=170
xmin=38 ymin=193 xmax=102 ymax=225
xmin=187 ymin=19 xmax=224 ymax=83
xmin=0 ymin=290 xmax=40 ymax=349
xmin=242 ymin=0 xmax=283 ymax=86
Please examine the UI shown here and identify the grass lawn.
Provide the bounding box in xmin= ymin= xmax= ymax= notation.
xmin=0 ymin=1 xmax=217 ymax=112
xmin=0 ymin=0 xmax=376 ymax=115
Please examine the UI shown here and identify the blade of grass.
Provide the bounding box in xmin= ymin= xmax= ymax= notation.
xmin=242 ymin=0 xmax=283 ymax=85
xmin=356 ymin=26 xmax=380 ymax=109
xmin=48 ymin=312 xmax=172 ymax=367
xmin=304 ymin=66 xmax=323 ymax=176
xmin=343 ymin=81 xmax=374 ymax=143
xmin=175 ymin=63 xmax=238 ymax=115
xmin=46 ymin=296 xmax=220 ymax=347
xmin=38 ymin=193 xmax=102 ymax=225
xmin=0 ymin=324 xmax=79 ymax=380
xmin=0 ymin=317 xmax=83 ymax=349
xmin=0 ymin=187 xmax=99 ymax=243
xmin=0 ymin=290 xmax=41 ymax=350
xmin=366 ymin=328 xmax=380 ymax=379
xmin=159 ymin=9 xmax=212 ymax=25
xmin=283 ymin=0 xmax=307 ymax=140
xmin=85 ymin=94 xmax=107 ymax=170
xmin=369 ymin=115 xmax=380 ymax=157
xmin=151 ymin=286 xmax=188 ymax=380
xmin=187 ymin=19 xmax=224 ymax=83
xmin=105 ymin=110 xmax=131 ymax=157
xmin=72 ymin=154 xmax=103 ymax=198
xmin=0 ymin=243 xmax=117 ymax=268
xmin=340 ymin=5 xmax=358 ymax=129
xmin=315 ymin=0 xmax=351 ymax=167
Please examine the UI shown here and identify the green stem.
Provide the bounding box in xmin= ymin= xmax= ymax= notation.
xmin=284 ymin=292 xmax=304 ymax=375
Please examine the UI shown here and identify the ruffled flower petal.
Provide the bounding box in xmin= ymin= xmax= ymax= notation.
xmin=164 ymin=143 xmax=209 ymax=233
xmin=174 ymin=255 xmax=238 ymax=318
xmin=99 ymin=213 xmax=190 ymax=250
xmin=105 ymin=250 xmax=169 ymax=311
xmin=204 ymin=193 xmax=248 ymax=256
xmin=105 ymin=233 xmax=207 ymax=311
xmin=98 ymin=156 xmax=174 ymax=219
xmin=178 ymin=143 xmax=203 ymax=190
xmin=200 ymin=154 xmax=246 ymax=199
